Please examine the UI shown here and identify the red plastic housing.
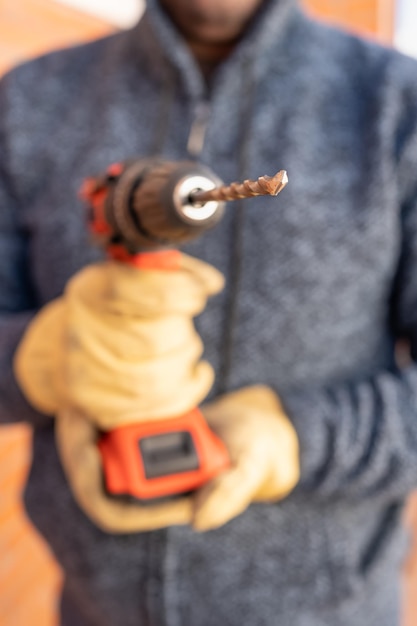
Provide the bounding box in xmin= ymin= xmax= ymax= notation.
xmin=98 ymin=409 xmax=230 ymax=501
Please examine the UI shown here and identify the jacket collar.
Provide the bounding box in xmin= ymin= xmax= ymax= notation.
xmin=131 ymin=0 xmax=301 ymax=100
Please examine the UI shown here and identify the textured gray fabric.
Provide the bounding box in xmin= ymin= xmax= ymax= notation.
xmin=1 ymin=0 xmax=417 ymax=623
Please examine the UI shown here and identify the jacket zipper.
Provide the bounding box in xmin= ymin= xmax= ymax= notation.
xmin=187 ymin=101 xmax=211 ymax=157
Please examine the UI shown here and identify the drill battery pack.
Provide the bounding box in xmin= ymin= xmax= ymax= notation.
xmin=98 ymin=409 xmax=229 ymax=501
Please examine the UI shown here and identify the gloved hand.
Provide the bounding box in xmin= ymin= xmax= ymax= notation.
xmin=14 ymin=253 xmax=224 ymax=429
xmin=193 ymin=385 xmax=300 ymax=531
xmin=55 ymin=406 xmax=193 ymax=533
xmin=13 ymin=252 xmax=224 ymax=533
xmin=54 ymin=385 xmax=299 ymax=534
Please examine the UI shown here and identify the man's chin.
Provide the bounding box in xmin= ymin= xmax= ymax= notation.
xmin=184 ymin=23 xmax=242 ymax=46
xmin=160 ymin=0 xmax=261 ymax=44
xmin=175 ymin=12 xmax=248 ymax=46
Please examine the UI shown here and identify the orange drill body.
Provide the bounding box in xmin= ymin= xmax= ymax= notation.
xmin=81 ymin=158 xmax=287 ymax=501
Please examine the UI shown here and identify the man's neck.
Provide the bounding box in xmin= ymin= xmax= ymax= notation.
xmin=186 ymin=38 xmax=237 ymax=80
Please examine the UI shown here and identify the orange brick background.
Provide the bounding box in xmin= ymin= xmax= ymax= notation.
xmin=0 ymin=0 xmax=111 ymax=74
xmin=0 ymin=1 xmax=414 ymax=626
xmin=303 ymin=0 xmax=395 ymax=42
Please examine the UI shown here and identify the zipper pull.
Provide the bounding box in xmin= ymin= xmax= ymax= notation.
xmin=187 ymin=102 xmax=211 ymax=157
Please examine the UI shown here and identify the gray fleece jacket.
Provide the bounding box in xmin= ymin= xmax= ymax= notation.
xmin=1 ymin=0 xmax=417 ymax=624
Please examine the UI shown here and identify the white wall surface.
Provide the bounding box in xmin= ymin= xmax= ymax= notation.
xmin=395 ymin=0 xmax=417 ymax=58
xmin=55 ymin=0 xmax=144 ymax=28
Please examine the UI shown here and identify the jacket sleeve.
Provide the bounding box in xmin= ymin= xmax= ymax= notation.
xmin=281 ymin=76 xmax=417 ymax=503
xmin=282 ymin=364 xmax=417 ymax=502
xmin=0 ymin=75 xmax=51 ymax=428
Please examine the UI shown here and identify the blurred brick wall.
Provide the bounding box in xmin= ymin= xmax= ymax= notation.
xmin=304 ymin=0 xmax=395 ymax=43
xmin=0 ymin=0 xmax=112 ymax=75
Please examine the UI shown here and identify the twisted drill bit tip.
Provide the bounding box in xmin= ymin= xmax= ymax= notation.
xmin=190 ymin=170 xmax=288 ymax=204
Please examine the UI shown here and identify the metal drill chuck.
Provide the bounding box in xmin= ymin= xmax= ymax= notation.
xmin=107 ymin=159 xmax=226 ymax=253
xmin=172 ymin=172 xmax=222 ymax=224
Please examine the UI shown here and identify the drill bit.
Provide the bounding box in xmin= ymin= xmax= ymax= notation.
xmin=190 ymin=169 xmax=288 ymax=204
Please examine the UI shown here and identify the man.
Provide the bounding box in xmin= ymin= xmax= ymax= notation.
xmin=1 ymin=0 xmax=417 ymax=624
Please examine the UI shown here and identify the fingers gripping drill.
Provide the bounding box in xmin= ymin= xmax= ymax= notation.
xmin=80 ymin=158 xmax=288 ymax=502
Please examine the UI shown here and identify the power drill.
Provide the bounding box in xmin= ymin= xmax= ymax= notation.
xmin=80 ymin=158 xmax=288 ymax=502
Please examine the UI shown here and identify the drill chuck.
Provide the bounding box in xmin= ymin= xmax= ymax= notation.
xmin=84 ymin=159 xmax=225 ymax=253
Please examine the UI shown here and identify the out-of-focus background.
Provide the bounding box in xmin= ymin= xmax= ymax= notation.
xmin=0 ymin=1 xmax=417 ymax=625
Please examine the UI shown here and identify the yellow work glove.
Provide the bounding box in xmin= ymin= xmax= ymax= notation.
xmin=14 ymin=253 xmax=224 ymax=429
xmin=13 ymin=253 xmax=225 ymax=533
xmin=193 ymin=385 xmax=300 ymax=531
xmin=55 ymin=385 xmax=299 ymax=534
